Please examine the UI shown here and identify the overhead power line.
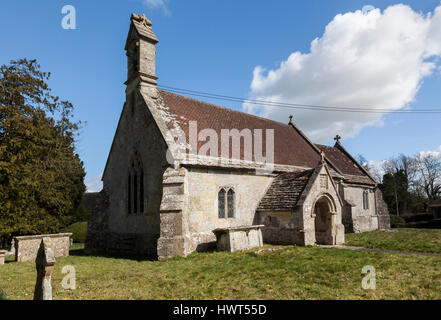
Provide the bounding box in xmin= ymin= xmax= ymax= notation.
xmin=157 ymin=84 xmax=441 ymax=114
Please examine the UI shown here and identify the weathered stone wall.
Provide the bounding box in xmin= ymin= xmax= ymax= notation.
xmin=81 ymin=192 xmax=102 ymax=217
xmin=340 ymin=185 xmax=378 ymax=233
xmin=85 ymin=89 xmax=169 ymax=257
xmin=157 ymin=167 xmax=194 ymax=260
xmin=300 ymin=166 xmax=344 ymax=245
xmin=84 ymin=190 xmax=109 ymax=253
xmin=375 ymin=189 xmax=391 ymax=230
xmin=185 ymin=167 xmax=274 ymax=252
xmin=261 ymin=227 xmax=305 ymax=245
xmin=157 ymin=166 xmax=274 ymax=259
xmin=255 ymin=209 xmax=305 ymax=245
xmin=14 ymin=234 xmax=71 ymax=263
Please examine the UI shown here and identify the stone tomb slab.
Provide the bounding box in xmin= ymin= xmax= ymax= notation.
xmin=13 ymin=233 xmax=72 ymax=262
xmin=213 ymin=225 xmax=264 ymax=252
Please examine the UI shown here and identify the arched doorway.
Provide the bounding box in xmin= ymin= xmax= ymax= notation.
xmin=314 ymin=196 xmax=334 ymax=245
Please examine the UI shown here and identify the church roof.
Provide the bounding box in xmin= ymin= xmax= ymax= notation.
xmin=257 ymin=169 xmax=315 ymax=211
xmin=156 ymin=90 xmax=375 ymax=186
xmin=315 ymin=143 xmax=376 ymax=185
xmin=158 ymin=90 xmax=323 ymax=169
xmin=315 ymin=144 xmax=364 ymax=176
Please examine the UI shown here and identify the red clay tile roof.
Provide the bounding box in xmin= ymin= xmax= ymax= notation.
xmin=315 ymin=144 xmax=365 ymax=176
xmin=257 ymin=170 xmax=315 ymax=211
xmin=159 ymin=90 xmax=322 ymax=169
xmin=315 ymin=144 xmax=376 ymax=185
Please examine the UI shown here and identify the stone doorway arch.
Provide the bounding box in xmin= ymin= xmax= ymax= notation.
xmin=313 ymin=195 xmax=336 ymax=245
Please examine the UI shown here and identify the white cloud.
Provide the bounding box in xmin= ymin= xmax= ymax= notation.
xmin=419 ymin=145 xmax=441 ymax=157
xmin=85 ymin=175 xmax=103 ymax=193
xmin=142 ymin=0 xmax=170 ymax=15
xmin=244 ymin=4 xmax=441 ymax=143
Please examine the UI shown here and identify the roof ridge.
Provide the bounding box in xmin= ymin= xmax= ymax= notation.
xmin=159 ymin=89 xmax=293 ymax=128
xmin=333 ymin=142 xmax=377 ymax=184
xmin=315 ymin=143 xmax=334 ymax=148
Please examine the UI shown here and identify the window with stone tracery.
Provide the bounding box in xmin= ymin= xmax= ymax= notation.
xmin=128 ymin=153 xmax=144 ymax=214
xmin=218 ymin=187 xmax=235 ymax=219
xmin=363 ymin=190 xmax=370 ymax=210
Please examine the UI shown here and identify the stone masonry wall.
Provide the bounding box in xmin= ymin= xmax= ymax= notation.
xmin=300 ymin=165 xmax=344 ymax=245
xmin=85 ymin=88 xmax=169 ymax=257
xmin=185 ymin=167 xmax=274 ymax=252
xmin=255 ymin=209 xmax=305 ymax=245
xmin=157 ymin=167 xmax=194 ymax=260
xmin=14 ymin=233 xmax=71 ymax=262
xmin=341 ymin=185 xmax=378 ymax=233
xmin=84 ymin=190 xmax=110 ymax=254
xmin=375 ymin=189 xmax=391 ymax=230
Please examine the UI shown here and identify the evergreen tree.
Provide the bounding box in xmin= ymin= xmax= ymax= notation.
xmin=379 ymin=170 xmax=409 ymax=215
xmin=0 ymin=59 xmax=85 ymax=246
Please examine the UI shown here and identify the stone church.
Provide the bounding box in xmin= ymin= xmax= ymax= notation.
xmin=85 ymin=14 xmax=390 ymax=259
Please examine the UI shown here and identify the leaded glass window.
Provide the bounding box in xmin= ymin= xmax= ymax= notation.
xmin=227 ymin=189 xmax=235 ymax=218
xmin=218 ymin=189 xmax=226 ymax=218
xmin=218 ymin=187 xmax=235 ymax=219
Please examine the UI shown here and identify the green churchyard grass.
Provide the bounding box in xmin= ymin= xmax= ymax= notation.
xmin=0 ymin=233 xmax=440 ymax=300
xmin=345 ymin=228 xmax=441 ymax=254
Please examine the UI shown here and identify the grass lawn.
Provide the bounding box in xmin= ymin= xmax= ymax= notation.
xmin=0 ymin=242 xmax=440 ymax=300
xmin=345 ymin=228 xmax=441 ymax=254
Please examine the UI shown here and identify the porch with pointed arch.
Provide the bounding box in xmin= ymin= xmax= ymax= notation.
xmin=313 ymin=193 xmax=337 ymax=245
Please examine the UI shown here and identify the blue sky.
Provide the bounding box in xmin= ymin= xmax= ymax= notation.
xmin=1 ymin=0 xmax=440 ymax=191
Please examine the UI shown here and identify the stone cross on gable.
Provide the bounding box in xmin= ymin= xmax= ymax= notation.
xmin=334 ymin=135 xmax=342 ymax=143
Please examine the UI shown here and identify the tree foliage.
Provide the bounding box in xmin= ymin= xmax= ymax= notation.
xmin=380 ymin=170 xmax=409 ymax=215
xmin=379 ymin=153 xmax=441 ymax=215
xmin=0 ymin=59 xmax=85 ymax=245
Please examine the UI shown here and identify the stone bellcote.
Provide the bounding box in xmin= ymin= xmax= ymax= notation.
xmin=125 ymin=13 xmax=159 ymax=94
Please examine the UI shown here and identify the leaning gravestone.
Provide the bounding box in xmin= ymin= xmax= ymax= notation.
xmin=33 ymin=237 xmax=55 ymax=300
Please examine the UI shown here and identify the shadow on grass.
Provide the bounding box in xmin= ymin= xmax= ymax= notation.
xmin=69 ymin=247 xmax=157 ymax=262
xmin=405 ymin=219 xmax=441 ymax=229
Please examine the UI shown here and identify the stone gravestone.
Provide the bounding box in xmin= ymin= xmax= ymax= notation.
xmin=0 ymin=250 xmax=6 ymax=265
xmin=33 ymin=237 xmax=55 ymax=300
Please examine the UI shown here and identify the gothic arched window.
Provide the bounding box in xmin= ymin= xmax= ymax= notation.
xmin=218 ymin=189 xmax=226 ymax=219
xmin=227 ymin=189 xmax=235 ymax=218
xmin=218 ymin=187 xmax=235 ymax=219
xmin=128 ymin=153 xmax=144 ymax=214
xmin=363 ymin=190 xmax=370 ymax=210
